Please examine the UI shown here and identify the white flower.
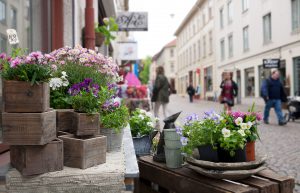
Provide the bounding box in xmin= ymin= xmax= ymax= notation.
xmin=138 ymin=115 xmax=144 ymax=120
xmin=145 ymin=112 xmax=153 ymax=118
xmin=49 ymin=78 xmax=63 ymax=90
xmin=222 ymin=128 xmax=231 ymax=138
xmin=62 ymin=80 xmax=69 ymax=87
xmin=147 ymin=122 xmax=154 ymax=128
xmin=140 ymin=109 xmax=146 ymax=114
xmin=180 ymin=137 xmax=188 ymax=146
xmin=219 ymin=116 xmax=224 ymax=121
xmin=246 ymin=121 xmax=253 ymax=129
xmin=238 ymin=129 xmax=246 ymax=136
xmin=240 ymin=123 xmax=248 ymax=130
xmin=235 ymin=117 xmax=243 ymax=126
xmin=61 ymin=71 xmax=68 ymax=77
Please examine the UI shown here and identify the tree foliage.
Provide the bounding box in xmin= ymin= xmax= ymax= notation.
xmin=139 ymin=56 xmax=152 ymax=84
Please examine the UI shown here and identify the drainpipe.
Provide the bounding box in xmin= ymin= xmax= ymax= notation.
xmin=84 ymin=0 xmax=95 ymax=49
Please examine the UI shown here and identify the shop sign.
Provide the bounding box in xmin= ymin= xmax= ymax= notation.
xmin=6 ymin=29 xmax=19 ymax=45
xmin=263 ymin=59 xmax=280 ymax=68
xmin=116 ymin=12 xmax=148 ymax=31
xmin=118 ymin=42 xmax=138 ymax=60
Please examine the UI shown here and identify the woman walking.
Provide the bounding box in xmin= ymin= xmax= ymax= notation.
xmin=219 ymin=72 xmax=238 ymax=112
xmin=151 ymin=66 xmax=170 ymax=118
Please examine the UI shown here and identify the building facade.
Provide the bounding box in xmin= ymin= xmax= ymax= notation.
xmin=215 ymin=0 xmax=300 ymax=105
xmin=175 ymin=0 xmax=217 ymax=100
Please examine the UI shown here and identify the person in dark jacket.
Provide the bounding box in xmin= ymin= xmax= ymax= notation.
xmin=186 ymin=83 xmax=195 ymax=103
xmin=152 ymin=66 xmax=170 ymax=118
xmin=261 ymin=69 xmax=287 ymax=125
xmin=220 ymin=72 xmax=238 ymax=112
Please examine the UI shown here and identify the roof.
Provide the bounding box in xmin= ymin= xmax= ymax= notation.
xmin=174 ymin=0 xmax=204 ymax=36
xmin=152 ymin=39 xmax=176 ymax=61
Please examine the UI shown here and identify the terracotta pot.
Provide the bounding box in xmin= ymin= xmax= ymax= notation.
xmin=246 ymin=141 xmax=255 ymax=161
xmin=95 ymin=32 xmax=105 ymax=46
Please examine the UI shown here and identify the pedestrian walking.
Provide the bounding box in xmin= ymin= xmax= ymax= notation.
xmin=219 ymin=72 xmax=238 ymax=112
xmin=261 ymin=69 xmax=287 ymax=125
xmin=186 ymin=83 xmax=196 ymax=103
xmin=151 ymin=66 xmax=170 ymax=119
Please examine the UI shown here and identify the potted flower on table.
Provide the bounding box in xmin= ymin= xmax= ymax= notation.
xmin=68 ymin=78 xmax=101 ymax=136
xmin=95 ymin=17 xmax=119 ymax=46
xmin=129 ymin=108 xmax=158 ymax=156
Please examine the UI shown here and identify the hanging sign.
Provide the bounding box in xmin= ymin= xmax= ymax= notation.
xmin=263 ymin=59 xmax=280 ymax=68
xmin=6 ymin=29 xmax=19 ymax=45
xmin=116 ymin=12 xmax=148 ymax=31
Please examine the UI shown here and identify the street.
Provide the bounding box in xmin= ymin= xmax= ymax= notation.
xmin=155 ymin=94 xmax=300 ymax=193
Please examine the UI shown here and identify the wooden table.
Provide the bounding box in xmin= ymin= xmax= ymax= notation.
xmin=135 ymin=156 xmax=295 ymax=193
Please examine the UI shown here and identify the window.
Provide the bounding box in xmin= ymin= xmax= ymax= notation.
xmin=292 ymin=0 xmax=300 ymax=31
xmin=170 ymin=62 xmax=174 ymax=73
xmin=209 ymin=31 xmax=213 ymax=54
xmin=203 ymin=35 xmax=206 ymax=58
xmin=189 ymin=47 xmax=192 ymax=65
xmin=0 ymin=35 xmax=7 ymax=53
xmin=205 ymin=66 xmax=213 ymax=92
xmin=209 ymin=7 xmax=212 ymax=19
xmin=245 ymin=68 xmax=255 ymax=97
xmin=228 ymin=34 xmax=233 ymax=57
xmin=242 ymin=0 xmax=249 ymax=12
xmin=193 ymin=43 xmax=196 ymax=62
xmin=243 ymin=26 xmax=249 ymax=51
xmin=198 ymin=40 xmax=201 ymax=60
xmin=11 ymin=7 xmax=17 ymax=29
xmin=227 ymin=1 xmax=233 ymax=24
xmin=170 ymin=49 xmax=174 ymax=57
xmin=193 ymin=24 xmax=196 ymax=35
xmin=263 ymin=13 xmax=272 ymax=43
xmin=220 ymin=8 xmax=224 ymax=29
xmin=203 ymin=13 xmax=206 ymax=25
xmin=0 ymin=0 xmax=6 ymax=23
xmin=220 ymin=39 xmax=225 ymax=61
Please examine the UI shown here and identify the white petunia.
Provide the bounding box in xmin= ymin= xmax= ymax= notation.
xmin=49 ymin=78 xmax=63 ymax=90
xmin=61 ymin=71 xmax=68 ymax=77
xmin=240 ymin=123 xmax=248 ymax=130
xmin=147 ymin=122 xmax=154 ymax=128
xmin=238 ymin=129 xmax=246 ymax=136
xmin=246 ymin=121 xmax=253 ymax=129
xmin=222 ymin=128 xmax=231 ymax=138
xmin=138 ymin=115 xmax=144 ymax=120
xmin=235 ymin=117 xmax=243 ymax=126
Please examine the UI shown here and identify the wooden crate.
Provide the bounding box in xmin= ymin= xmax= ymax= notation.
xmin=59 ymin=134 xmax=107 ymax=169
xmin=10 ymin=138 xmax=63 ymax=176
xmin=56 ymin=109 xmax=74 ymax=132
xmin=2 ymin=110 xmax=56 ymax=145
xmin=72 ymin=112 xmax=99 ymax=136
xmin=3 ymin=80 xmax=50 ymax=113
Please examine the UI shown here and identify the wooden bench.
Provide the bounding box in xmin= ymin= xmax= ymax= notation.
xmin=134 ymin=156 xmax=295 ymax=193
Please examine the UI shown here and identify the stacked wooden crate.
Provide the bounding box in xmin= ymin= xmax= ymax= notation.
xmin=2 ymin=81 xmax=63 ymax=176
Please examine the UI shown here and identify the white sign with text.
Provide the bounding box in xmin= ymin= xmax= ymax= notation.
xmin=6 ymin=29 xmax=19 ymax=45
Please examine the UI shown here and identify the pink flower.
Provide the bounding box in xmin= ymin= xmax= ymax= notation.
xmin=51 ymin=64 xmax=57 ymax=71
xmin=10 ymin=58 xmax=22 ymax=68
xmin=0 ymin=53 xmax=6 ymax=59
xmin=113 ymin=102 xmax=120 ymax=107
xmin=231 ymin=111 xmax=245 ymax=119
xmin=256 ymin=113 xmax=263 ymax=121
xmin=84 ymin=63 xmax=92 ymax=67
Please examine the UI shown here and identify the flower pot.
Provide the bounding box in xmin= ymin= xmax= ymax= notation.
xmin=3 ymin=80 xmax=50 ymax=113
xmin=197 ymin=145 xmax=219 ymax=162
xmin=164 ymin=129 xmax=182 ymax=149
xmin=132 ymin=135 xmax=151 ymax=156
xmin=95 ymin=32 xmax=105 ymax=46
xmin=217 ymin=148 xmax=246 ymax=163
xmin=164 ymin=146 xmax=183 ymax=169
xmin=246 ymin=141 xmax=255 ymax=162
xmin=71 ymin=112 xmax=99 ymax=136
xmin=100 ymin=128 xmax=124 ymax=152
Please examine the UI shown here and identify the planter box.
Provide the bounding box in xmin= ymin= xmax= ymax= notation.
xmin=56 ymin=109 xmax=74 ymax=132
xmin=197 ymin=145 xmax=219 ymax=162
xmin=3 ymin=80 xmax=50 ymax=113
xmin=100 ymin=128 xmax=123 ymax=152
xmin=59 ymin=134 xmax=107 ymax=169
xmin=2 ymin=110 xmax=56 ymax=145
xmin=10 ymin=139 xmax=63 ymax=176
xmin=72 ymin=112 xmax=99 ymax=136
xmin=57 ymin=131 xmax=72 ymax=137
xmin=133 ymin=135 xmax=151 ymax=156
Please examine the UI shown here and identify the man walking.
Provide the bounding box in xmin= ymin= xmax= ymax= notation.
xmin=261 ymin=69 xmax=287 ymax=125
xmin=186 ymin=83 xmax=195 ymax=103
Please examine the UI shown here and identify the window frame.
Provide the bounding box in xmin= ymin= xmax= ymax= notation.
xmin=220 ymin=38 xmax=225 ymax=61
xmin=243 ymin=25 xmax=249 ymax=52
xmin=228 ymin=34 xmax=233 ymax=58
xmin=227 ymin=0 xmax=233 ymax=24
xmin=263 ymin=13 xmax=272 ymax=44
xmin=291 ymin=0 xmax=300 ymax=31
xmin=0 ymin=0 xmax=6 ymax=24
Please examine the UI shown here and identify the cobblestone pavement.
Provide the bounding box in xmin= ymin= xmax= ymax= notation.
xmin=154 ymin=94 xmax=300 ymax=193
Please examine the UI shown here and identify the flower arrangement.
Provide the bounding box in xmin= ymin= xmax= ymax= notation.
xmin=95 ymin=17 xmax=119 ymax=45
xmin=177 ymin=105 xmax=262 ymax=157
xmin=129 ymin=108 xmax=157 ymax=137
xmin=0 ymin=51 xmax=52 ymax=85
xmin=68 ymin=78 xmax=100 ymax=114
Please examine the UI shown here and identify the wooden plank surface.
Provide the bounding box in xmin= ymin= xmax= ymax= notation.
xmin=139 ymin=156 xmax=258 ymax=193
xmin=239 ymin=176 xmax=279 ymax=193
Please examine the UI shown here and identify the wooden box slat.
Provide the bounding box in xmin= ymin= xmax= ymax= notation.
xmin=3 ymin=80 xmax=50 ymax=113
xmin=139 ymin=156 xmax=258 ymax=193
xmin=2 ymin=110 xmax=56 ymax=145
xmin=239 ymin=176 xmax=279 ymax=193
xmin=56 ymin=109 xmax=74 ymax=132
xmin=10 ymin=138 xmax=63 ymax=176
xmin=59 ymin=134 xmax=106 ymax=169
xmin=71 ymin=112 xmax=99 ymax=136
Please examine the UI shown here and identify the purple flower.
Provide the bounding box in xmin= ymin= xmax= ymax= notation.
xmin=10 ymin=58 xmax=22 ymax=68
xmin=231 ymin=111 xmax=245 ymax=119
xmin=256 ymin=113 xmax=263 ymax=121
xmin=0 ymin=53 xmax=6 ymax=59
xmin=84 ymin=78 xmax=92 ymax=86
xmin=113 ymin=102 xmax=120 ymax=107
xmin=29 ymin=51 xmax=43 ymax=59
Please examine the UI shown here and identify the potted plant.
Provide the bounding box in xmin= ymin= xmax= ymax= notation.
xmin=68 ymin=78 xmax=100 ymax=136
xmin=129 ymin=108 xmax=157 ymax=156
xmin=177 ymin=112 xmax=221 ymax=162
xmin=0 ymin=50 xmax=52 ymax=113
xmin=95 ymin=17 xmax=119 ymax=46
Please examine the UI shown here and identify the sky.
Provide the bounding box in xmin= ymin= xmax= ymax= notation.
xmin=129 ymin=0 xmax=197 ymax=59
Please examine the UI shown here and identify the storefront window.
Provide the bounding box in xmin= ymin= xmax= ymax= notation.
xmin=205 ymin=66 xmax=213 ymax=92
xmin=293 ymin=57 xmax=300 ymax=95
xmin=245 ymin=68 xmax=255 ymax=97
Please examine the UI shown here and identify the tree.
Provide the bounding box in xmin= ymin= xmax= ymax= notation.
xmin=139 ymin=56 xmax=151 ymax=84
